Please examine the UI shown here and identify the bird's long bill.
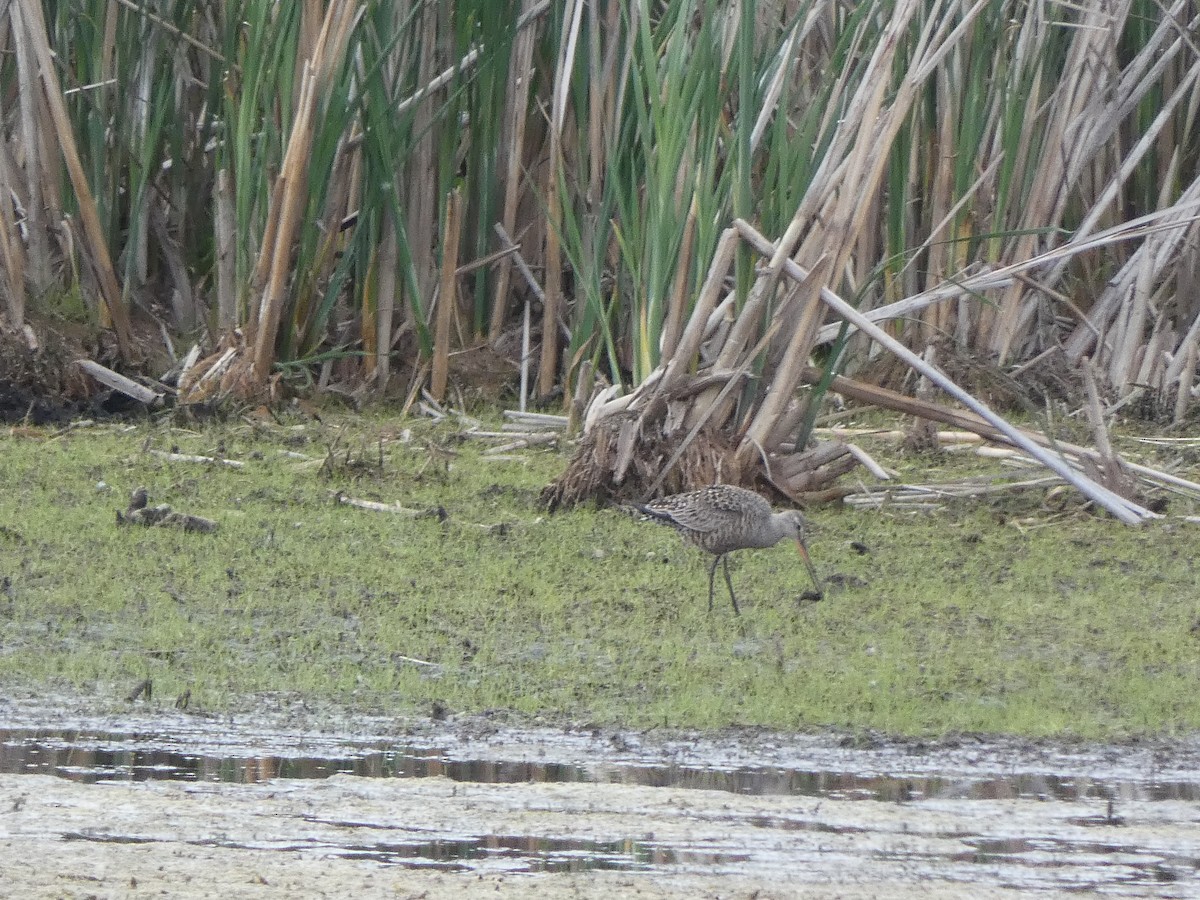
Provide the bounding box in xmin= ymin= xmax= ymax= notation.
xmin=795 ymin=539 xmax=822 ymax=595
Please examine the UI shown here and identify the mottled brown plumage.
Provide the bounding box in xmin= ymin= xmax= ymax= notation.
xmin=636 ymin=485 xmax=821 ymax=614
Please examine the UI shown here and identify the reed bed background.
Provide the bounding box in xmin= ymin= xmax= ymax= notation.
xmin=2 ymin=0 xmax=1199 ymax=427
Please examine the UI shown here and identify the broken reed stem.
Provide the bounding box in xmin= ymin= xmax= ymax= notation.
xmin=642 ymin=316 xmax=784 ymax=499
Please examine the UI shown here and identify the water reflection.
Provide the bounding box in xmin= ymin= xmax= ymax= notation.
xmin=322 ymin=833 xmax=664 ymax=873
xmin=1 ymin=727 xmax=1198 ymax=804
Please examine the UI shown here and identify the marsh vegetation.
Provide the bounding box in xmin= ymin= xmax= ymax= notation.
xmin=3 ymin=415 xmax=1198 ymax=739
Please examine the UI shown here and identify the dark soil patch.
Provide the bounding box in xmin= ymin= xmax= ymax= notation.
xmin=0 ymin=320 xmax=160 ymax=424
xmin=0 ymin=326 xmax=95 ymax=424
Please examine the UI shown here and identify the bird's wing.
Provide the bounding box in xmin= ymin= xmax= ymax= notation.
xmin=650 ymin=500 xmax=743 ymax=535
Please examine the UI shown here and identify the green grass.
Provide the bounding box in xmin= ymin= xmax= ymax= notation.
xmin=1 ymin=413 xmax=1199 ymax=739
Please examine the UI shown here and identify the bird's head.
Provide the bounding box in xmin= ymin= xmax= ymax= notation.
xmin=778 ymin=509 xmax=809 ymax=541
xmin=780 ymin=510 xmax=822 ymax=596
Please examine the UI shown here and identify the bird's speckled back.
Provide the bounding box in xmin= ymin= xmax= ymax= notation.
xmin=641 ymin=485 xmax=792 ymax=556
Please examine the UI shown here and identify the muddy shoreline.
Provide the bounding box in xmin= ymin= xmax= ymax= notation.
xmin=2 ymin=696 xmax=1199 ymax=898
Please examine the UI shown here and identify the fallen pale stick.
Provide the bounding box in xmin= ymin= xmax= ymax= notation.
xmin=503 ymin=410 xmax=569 ymax=428
xmin=394 ymin=655 xmax=442 ymax=669
xmin=334 ymin=493 xmax=425 ymax=516
xmin=148 ymin=449 xmax=246 ymax=468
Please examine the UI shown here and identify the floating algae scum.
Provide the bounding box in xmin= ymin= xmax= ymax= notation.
xmin=2 ymin=417 xmax=1200 ymax=895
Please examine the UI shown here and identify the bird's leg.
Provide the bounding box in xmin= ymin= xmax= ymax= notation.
xmin=707 ymin=555 xmax=721 ymax=612
xmin=721 ymin=555 xmax=740 ymax=616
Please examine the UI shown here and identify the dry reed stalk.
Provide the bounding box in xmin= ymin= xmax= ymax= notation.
xmin=109 ymin=0 xmax=226 ymax=66
xmin=406 ymin=1 xmax=439 ymax=327
xmin=251 ymin=0 xmax=358 ymax=383
xmin=540 ymin=0 xmax=585 ymax=399
xmin=985 ymin=1 xmax=1166 ymax=362
xmin=748 ymin=23 xmax=798 ymax=154
xmin=397 ymin=46 xmax=480 ymax=115
xmin=681 ymin=275 xmax=764 ymax=433
xmin=75 ymin=359 xmax=161 ymax=405
xmin=565 ymin=358 xmax=593 ymax=434
xmin=1065 ymin=180 xmax=1200 ymax=368
xmin=430 ymin=188 xmax=463 ymax=402
xmin=921 ymin=62 xmax=959 ymax=341
xmin=802 ymin=364 xmax=1200 ymax=503
xmin=660 ymin=192 xmax=699 ymax=362
xmin=492 ymin=224 xmax=542 ymax=411
xmin=648 ymin=227 xmax=740 ymax=405
xmin=584 ymin=0 xmax=610 ymax=247
xmin=0 ymin=120 xmax=26 ymax=328
xmin=296 ymin=0 xmax=324 ymax=101
xmin=214 ymin=169 xmax=237 ymax=330
xmin=1133 ymin=321 xmax=1170 ymax=395
xmin=1176 ymin=343 xmax=1198 ymax=422
xmin=129 ymin=52 xmax=154 ymax=286
xmin=1108 ymin=238 xmax=1157 ymax=394
xmin=1041 ymin=15 xmax=1199 ymax=295
xmin=9 ymin=0 xmax=53 ymax=292
xmin=149 ymin=204 xmax=194 ymax=328
xmin=1082 ymin=361 xmax=1116 ymax=462
xmin=816 ymin=207 xmax=1200 ymax=352
xmin=488 ymin=0 xmax=539 ymax=342
xmin=252 ymin=65 xmax=316 ymax=381
xmin=374 ymin=211 xmax=399 ymax=391
xmin=640 ymin=316 xmax=786 ymax=497
xmin=14 ymin=0 xmax=132 ymax=358
xmin=737 ymin=0 xmax=935 ymax=471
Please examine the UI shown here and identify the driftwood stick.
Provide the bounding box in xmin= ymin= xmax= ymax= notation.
xmin=735 ymin=218 xmax=1152 ymax=524
xmin=484 ymin=439 xmax=554 ymax=454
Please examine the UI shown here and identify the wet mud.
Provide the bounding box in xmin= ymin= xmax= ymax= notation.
xmin=1 ymin=698 xmax=1198 ymax=898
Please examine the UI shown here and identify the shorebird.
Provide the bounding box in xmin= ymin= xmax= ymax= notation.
xmin=635 ymin=484 xmax=822 ymax=614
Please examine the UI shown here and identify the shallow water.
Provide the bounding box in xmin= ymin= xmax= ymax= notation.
xmin=3 ymin=724 xmax=1200 ymax=807
xmin=1 ymin=703 xmax=1199 ymax=894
